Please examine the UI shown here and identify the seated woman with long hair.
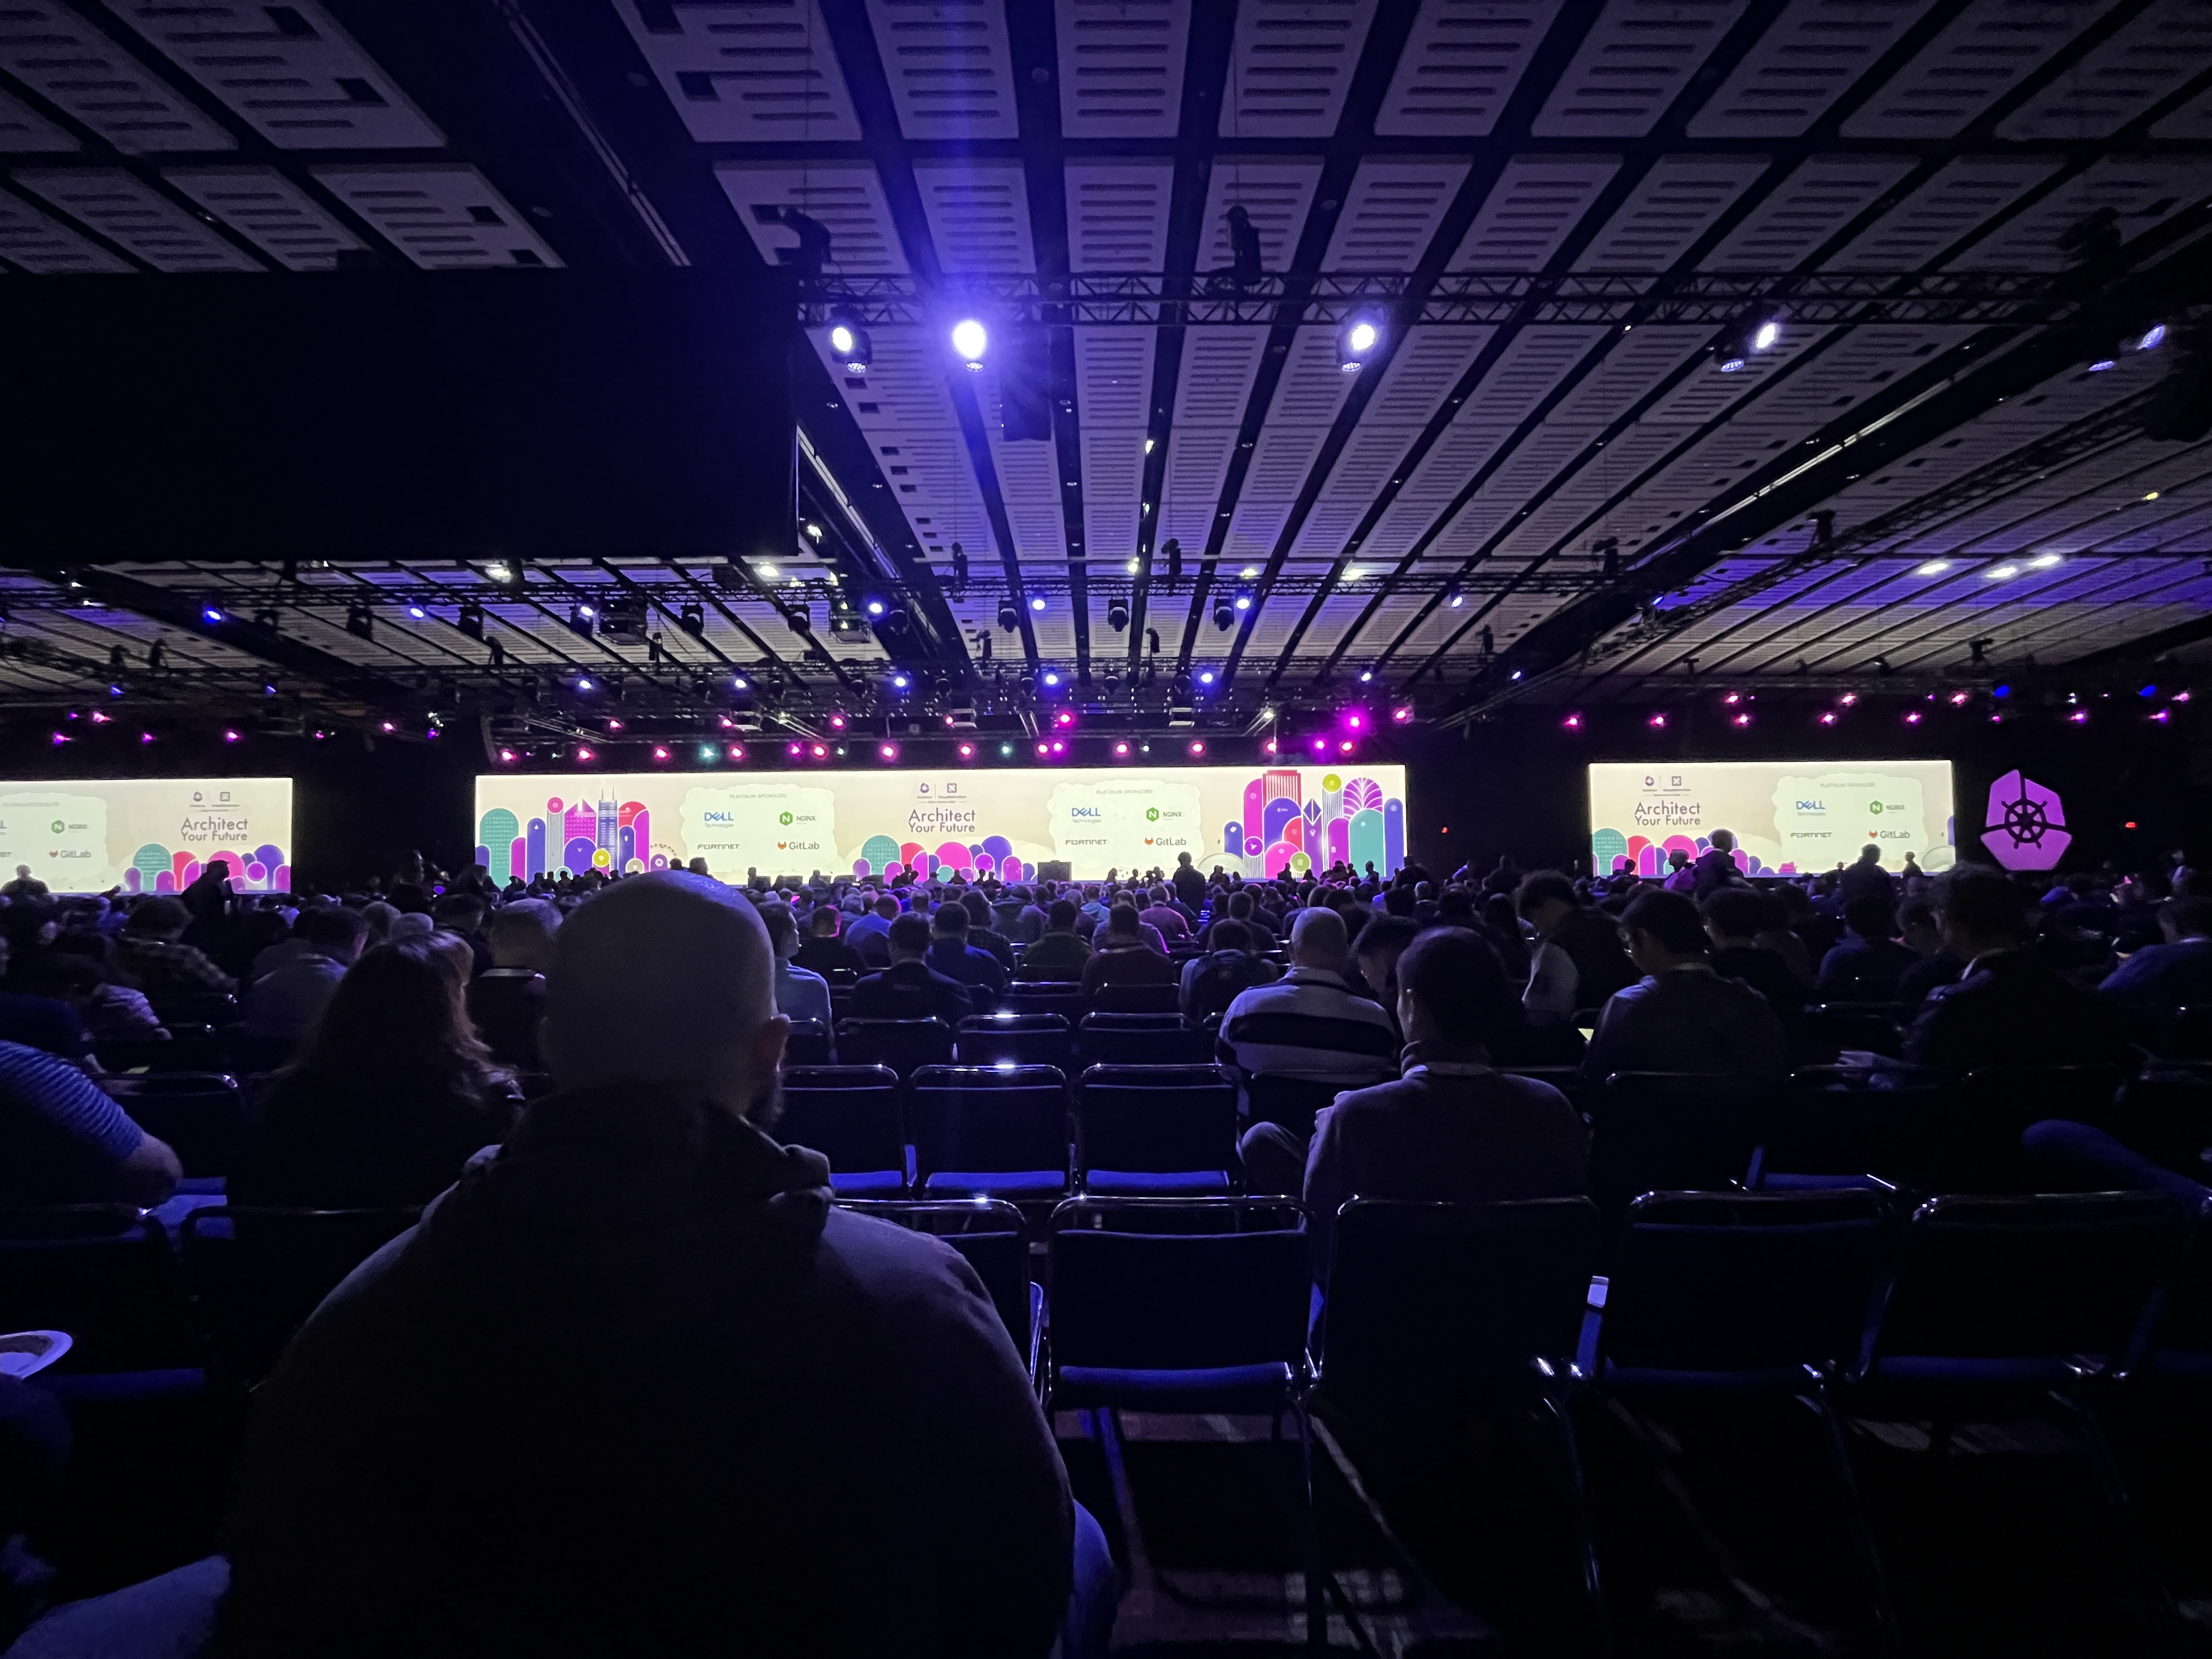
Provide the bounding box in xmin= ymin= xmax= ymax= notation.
xmin=230 ymin=935 xmax=518 ymax=1210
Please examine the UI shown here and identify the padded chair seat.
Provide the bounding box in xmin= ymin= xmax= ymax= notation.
xmin=922 ymin=1170 xmax=1068 ymax=1200
xmin=1754 ymin=1172 xmax=1893 ymax=1193
xmin=30 ymin=1368 xmax=208 ymax=1407
xmin=1601 ymin=1361 xmax=1819 ymax=1393
xmin=1055 ymin=1361 xmax=1295 ymax=1412
xmin=828 ymin=1170 xmax=908 ymax=1197
xmin=1864 ymin=1355 xmax=2101 ymax=1387
xmin=2 ymin=1554 xmax=229 ymax=1659
xmin=1082 ymin=1169 xmax=1231 ymax=1196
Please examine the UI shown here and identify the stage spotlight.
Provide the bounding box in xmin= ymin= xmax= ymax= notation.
xmin=1903 ymin=711 xmax=1922 ymax=725
xmin=1213 ymin=597 xmax=1234 ymax=630
xmin=567 ymin=604 xmax=595 ymax=638
xmin=2069 ymin=709 xmax=2089 ymax=724
xmin=1234 ymin=592 xmax=1252 ymax=611
xmin=1392 ymin=706 xmax=1413 ymax=723
xmin=1819 ymin=711 xmax=1838 ymax=725
xmin=811 ymin=743 xmax=828 ymax=758
xmin=1042 ymin=670 xmax=1061 ymax=688
xmin=1054 ymin=709 xmax=1074 ymax=727
xmin=998 ymin=599 xmax=1019 ymax=631
xmin=1113 ymin=741 xmax=1130 ymax=757
xmin=1107 ymin=599 xmax=1130 ymax=631
xmin=699 ymin=743 xmax=719 ymax=762
xmin=890 ymin=672 xmax=910 ymax=691
xmin=1838 ymin=692 xmax=1858 ymax=706
xmin=652 ymin=747 xmax=670 ymax=763
xmin=1029 ymin=594 xmax=1047 ymax=612
xmin=957 ymin=742 xmax=975 ymax=759
xmin=1647 ymin=713 xmax=1667 ymax=729
xmin=951 ymin=318 xmax=988 ymax=369
xmin=878 ymin=743 xmax=898 ymax=761
xmin=1344 ymin=710 xmax=1363 ymax=730
xmin=1562 ymin=713 xmax=1582 ymax=730
xmin=575 ymin=676 xmax=596 ymax=692
xmin=499 ymin=748 xmax=516 ymax=764
xmin=1337 ymin=314 xmax=1383 ymax=373
xmin=1714 ymin=315 xmax=1782 ymax=373
xmin=607 ymin=719 xmax=624 ymax=732
xmin=730 ymin=744 xmax=746 ymax=760
xmin=1339 ymin=740 xmax=1354 ymax=753
xmin=865 ymin=598 xmax=885 ymax=617
xmin=1036 ymin=742 xmax=1049 ymax=757
xmin=1198 ymin=670 xmax=1216 ymax=687
xmin=827 ymin=312 xmax=872 ymax=373
xmin=679 ymin=602 xmax=706 ymax=637
xmin=1050 ymin=740 xmax=1066 ymax=755
xmin=1187 ymin=740 xmax=1205 ymax=756
xmin=828 ymin=712 xmax=848 ymax=730
xmin=1732 ymin=712 xmax=1752 ymax=727
xmin=1311 ymin=736 xmax=1328 ymax=754
xmin=405 ymin=605 xmax=427 ymax=620
xmin=578 ymin=745 xmax=595 ymax=761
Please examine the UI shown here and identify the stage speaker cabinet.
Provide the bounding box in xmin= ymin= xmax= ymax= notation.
xmin=1036 ymin=861 xmax=1071 ymax=883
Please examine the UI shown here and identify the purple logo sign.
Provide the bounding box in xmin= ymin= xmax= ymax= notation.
xmin=1980 ymin=769 xmax=2070 ymax=871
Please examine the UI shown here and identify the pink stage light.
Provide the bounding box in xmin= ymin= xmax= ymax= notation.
xmin=1188 ymin=740 xmax=1205 ymax=756
xmin=1647 ymin=713 xmax=1667 ymax=729
xmin=1562 ymin=714 xmax=1582 ymax=730
xmin=729 ymin=744 xmax=746 ymax=760
xmin=652 ymin=747 xmax=669 ymax=761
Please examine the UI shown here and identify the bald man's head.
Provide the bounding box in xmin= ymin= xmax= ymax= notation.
xmin=541 ymin=872 xmax=787 ymax=1112
xmin=1289 ymin=904 xmax=1350 ymax=973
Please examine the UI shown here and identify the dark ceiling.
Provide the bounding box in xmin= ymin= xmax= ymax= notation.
xmin=2 ymin=0 xmax=2210 ymax=748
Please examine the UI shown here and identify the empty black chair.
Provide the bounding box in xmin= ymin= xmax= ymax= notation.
xmin=1089 ymin=983 xmax=1181 ymax=1015
xmin=1074 ymin=1064 xmax=1238 ymax=1195
xmin=957 ymin=1012 xmax=1075 ymax=1073
xmin=99 ymin=1073 xmax=246 ymax=1178
xmin=834 ymin=1017 xmax=953 ymax=1079
xmin=1600 ymin=1190 xmax=1895 ymax=1391
xmin=222 ymin=1026 xmax=300 ymax=1079
xmin=1318 ymin=1197 xmax=1600 ymax=1414
xmin=1940 ymin=1064 xmax=2133 ymax=1191
xmin=837 ymin=1198 xmax=1038 ymax=1376
xmin=1796 ymin=1004 xmax=1904 ymax=1062
xmin=1077 ymin=1013 xmax=1210 ymax=1067
xmin=1860 ymin=1191 xmax=2181 ymax=1392
xmin=0 ymin=1209 xmax=199 ymax=1375
xmin=782 ymin=1019 xmax=832 ymax=1068
xmin=1244 ymin=1074 xmax=1345 ymax=1138
xmin=1000 ymin=983 xmax=1087 ymax=1024
xmin=778 ymin=1065 xmax=908 ymax=1196
xmin=1589 ymin=1073 xmax=1769 ymax=1219
xmin=1046 ymin=1196 xmax=1322 ymax=1645
xmin=908 ymin=1065 xmax=1070 ymax=1201
xmin=182 ymin=1206 xmax=421 ymax=1387
xmin=1753 ymin=1070 xmax=1943 ymax=1191
xmin=1596 ymin=1189 xmax=1901 ymax=1652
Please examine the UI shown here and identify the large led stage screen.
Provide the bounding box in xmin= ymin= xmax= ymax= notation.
xmin=1588 ymin=760 xmax=1955 ymax=879
xmin=475 ymin=766 xmax=1412 ymax=884
xmin=0 ymin=779 xmax=293 ymax=894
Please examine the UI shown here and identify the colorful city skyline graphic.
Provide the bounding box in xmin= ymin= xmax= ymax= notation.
xmin=1592 ymin=829 xmax=1766 ymax=879
xmin=477 ymin=794 xmax=662 ymax=881
xmin=120 ymin=842 xmax=290 ymax=894
xmin=852 ymin=833 xmax=1031 ymax=883
xmin=1225 ymin=770 xmax=1404 ymax=878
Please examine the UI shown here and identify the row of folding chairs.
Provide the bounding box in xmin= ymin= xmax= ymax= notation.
xmin=783 ymin=1063 xmax=1239 ymax=1200
xmin=781 ymin=1014 xmax=1217 ymax=1076
xmin=0 ymin=1203 xmax=421 ymax=1390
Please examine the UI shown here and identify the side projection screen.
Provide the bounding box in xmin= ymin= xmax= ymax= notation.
xmin=0 ymin=778 xmax=294 ymax=893
xmin=475 ymin=766 xmax=1412 ymax=883
xmin=1588 ymin=760 xmax=1955 ymax=878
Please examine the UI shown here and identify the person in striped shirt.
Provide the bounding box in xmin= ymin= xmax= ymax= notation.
xmin=1222 ymin=906 xmax=1399 ymax=1197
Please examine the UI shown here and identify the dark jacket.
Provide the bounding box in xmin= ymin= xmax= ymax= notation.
xmin=850 ymin=960 xmax=974 ymax=1025
xmin=230 ymin=1066 xmax=517 ymax=1211
xmin=1305 ymin=1046 xmax=1588 ymax=1266
xmin=1081 ymin=943 xmax=1180 ymax=996
xmin=1181 ymin=949 xmax=1279 ymax=1024
xmin=924 ymin=939 xmax=1008 ymax=1006
xmin=1896 ymin=950 xmax=1965 ymax=1009
xmin=1903 ymin=950 xmax=2138 ymax=1079
xmin=1551 ymin=906 xmax=1638 ymax=1011
xmin=1709 ymin=945 xmax=1805 ymax=1015
xmin=2099 ymin=938 xmax=2212 ymax=1019
xmin=221 ymin=1090 xmax=1070 ymax=1657
xmin=1814 ymin=936 xmax=1920 ymax=1003
xmin=1019 ymin=930 xmax=1092 ymax=980
xmin=791 ymin=936 xmax=867 ymax=979
xmin=1585 ymin=963 xmax=1789 ymax=1085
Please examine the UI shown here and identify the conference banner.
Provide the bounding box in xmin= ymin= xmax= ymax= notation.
xmin=1588 ymin=760 xmax=1955 ymax=878
xmin=474 ymin=765 xmax=1412 ymax=883
xmin=0 ymin=777 xmax=294 ymax=893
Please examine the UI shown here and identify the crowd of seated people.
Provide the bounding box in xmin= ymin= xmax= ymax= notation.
xmin=2 ymin=832 xmax=2210 ymax=1652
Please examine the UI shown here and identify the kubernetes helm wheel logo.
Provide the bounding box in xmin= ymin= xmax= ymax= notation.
xmin=1980 ymin=769 xmax=2070 ymax=871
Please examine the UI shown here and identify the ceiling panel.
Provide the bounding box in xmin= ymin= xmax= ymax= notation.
xmin=1075 ymin=326 xmax=1156 ymax=426
xmin=1948 ymin=155 xmax=2212 ymax=270
xmin=864 ymin=0 xmax=1019 ymax=140
xmin=1697 ymin=153 xmax=1916 ymax=270
xmin=1998 ymin=0 xmax=2212 ymax=139
xmin=0 ymin=86 xmax=77 ymax=153
xmin=0 ymin=2 xmax=235 ymax=153
xmin=715 ymin=159 xmax=909 ymax=273
xmin=0 ymin=188 xmax=131 ymax=272
xmin=105 ymin=0 xmax=442 ymax=150
xmin=1321 ymin=156 xmax=1471 ymax=268
xmin=1532 ymin=0 xmax=1751 ymax=138
xmin=1446 ymin=153 xmax=1620 ymax=269
xmin=164 ymin=165 xmax=367 ymax=270
xmin=1840 ymin=0 xmax=2113 ymax=138
xmin=1823 ymin=153 xmax=2061 ymax=269
xmin=13 ymin=167 xmax=262 ymax=271
xmin=1373 ymin=0 xmax=1563 ymax=136
xmin=310 ymin=165 xmax=561 ymax=269
xmin=1688 ymin=0 xmax=1943 ymax=137
xmin=1575 ymin=153 xmax=1770 ymax=273
xmin=614 ymin=0 xmax=861 ymax=142
xmin=912 ymin=157 xmax=1034 ymax=272
xmin=1082 ymin=428 xmax=1148 ymax=561
xmin=1219 ymin=0 xmax=1384 ymax=137
xmin=1064 ymin=159 xmax=1175 ymax=269
xmin=1056 ymin=0 xmax=1192 ymax=138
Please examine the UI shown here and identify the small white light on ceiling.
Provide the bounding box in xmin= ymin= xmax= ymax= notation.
xmin=1915 ymin=560 xmax=1951 ymax=575
xmin=1985 ymin=563 xmax=2021 ymax=580
xmin=2029 ymin=552 xmax=2062 ymax=569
